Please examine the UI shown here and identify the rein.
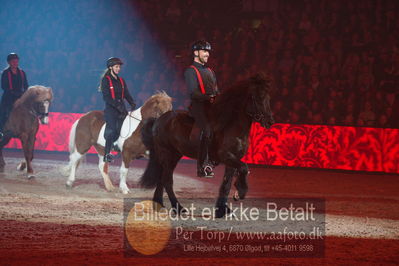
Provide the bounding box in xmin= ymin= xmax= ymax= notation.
xmin=119 ymin=111 xmax=142 ymax=139
xmin=128 ymin=112 xmax=141 ymax=122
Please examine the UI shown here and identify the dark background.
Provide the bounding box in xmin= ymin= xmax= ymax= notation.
xmin=1 ymin=0 xmax=398 ymax=127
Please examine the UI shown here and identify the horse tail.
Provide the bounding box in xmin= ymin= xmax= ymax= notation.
xmin=60 ymin=119 xmax=80 ymax=176
xmin=139 ymin=118 xmax=162 ymax=189
xmin=69 ymin=119 xmax=79 ymax=153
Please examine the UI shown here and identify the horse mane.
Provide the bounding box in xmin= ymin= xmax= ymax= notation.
xmin=140 ymin=90 xmax=173 ymax=119
xmin=212 ymin=73 xmax=272 ymax=131
xmin=14 ymin=85 xmax=52 ymax=108
xmin=145 ymin=90 xmax=172 ymax=104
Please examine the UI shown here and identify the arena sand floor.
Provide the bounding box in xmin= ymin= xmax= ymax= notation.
xmin=0 ymin=150 xmax=398 ymax=265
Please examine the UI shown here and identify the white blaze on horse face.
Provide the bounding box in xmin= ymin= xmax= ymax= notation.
xmin=97 ymin=107 xmax=143 ymax=150
xmin=41 ymin=101 xmax=50 ymax=124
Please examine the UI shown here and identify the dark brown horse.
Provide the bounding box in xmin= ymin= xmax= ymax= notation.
xmin=0 ymin=85 xmax=53 ymax=178
xmin=139 ymin=73 xmax=274 ymax=218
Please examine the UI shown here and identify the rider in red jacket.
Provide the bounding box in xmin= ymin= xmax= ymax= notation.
xmin=184 ymin=40 xmax=219 ymax=178
xmin=100 ymin=57 xmax=136 ymax=162
xmin=0 ymin=53 xmax=29 ymax=141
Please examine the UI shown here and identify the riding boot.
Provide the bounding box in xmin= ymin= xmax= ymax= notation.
xmin=197 ymin=130 xmax=214 ymax=178
xmin=104 ymin=139 xmax=114 ymax=163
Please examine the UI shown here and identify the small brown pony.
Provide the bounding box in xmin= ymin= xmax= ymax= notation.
xmin=0 ymin=85 xmax=53 ymax=178
xmin=63 ymin=91 xmax=172 ymax=194
xmin=140 ymin=74 xmax=274 ymax=218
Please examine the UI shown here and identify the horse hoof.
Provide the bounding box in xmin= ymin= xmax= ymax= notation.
xmin=17 ymin=162 xmax=26 ymax=171
xmin=226 ymin=211 xmax=237 ymax=219
xmin=27 ymin=174 xmax=35 ymax=179
xmin=215 ymin=211 xmax=224 ymax=218
xmin=215 ymin=205 xmax=232 ymax=218
xmin=120 ymin=188 xmax=130 ymax=195
xmin=233 ymin=191 xmax=240 ymax=201
xmin=234 ymin=181 xmax=248 ymax=200
xmin=215 ymin=209 xmax=226 ymax=219
xmin=66 ymin=183 xmax=73 ymax=189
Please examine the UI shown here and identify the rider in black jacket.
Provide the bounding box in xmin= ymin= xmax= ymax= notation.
xmin=184 ymin=40 xmax=219 ymax=178
xmin=0 ymin=53 xmax=29 ymax=141
xmin=100 ymin=57 xmax=136 ymax=162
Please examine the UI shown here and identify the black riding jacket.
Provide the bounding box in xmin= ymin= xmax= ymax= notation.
xmin=1 ymin=67 xmax=29 ymax=99
xmin=184 ymin=61 xmax=219 ymax=102
xmin=101 ymin=74 xmax=136 ymax=113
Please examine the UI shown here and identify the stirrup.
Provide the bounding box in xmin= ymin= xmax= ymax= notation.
xmin=103 ymin=153 xmax=114 ymax=163
xmin=0 ymin=132 xmax=3 ymax=141
xmin=197 ymin=165 xmax=214 ymax=178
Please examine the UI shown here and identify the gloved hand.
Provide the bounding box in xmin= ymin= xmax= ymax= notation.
xmin=118 ymin=108 xmax=128 ymax=118
xmin=115 ymin=103 xmax=126 ymax=114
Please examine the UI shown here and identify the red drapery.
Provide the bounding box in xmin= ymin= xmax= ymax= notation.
xmin=6 ymin=112 xmax=399 ymax=173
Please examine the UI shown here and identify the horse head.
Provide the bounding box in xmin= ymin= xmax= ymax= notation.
xmin=246 ymin=73 xmax=275 ymax=129
xmin=16 ymin=85 xmax=53 ymax=125
xmin=140 ymin=91 xmax=173 ymax=120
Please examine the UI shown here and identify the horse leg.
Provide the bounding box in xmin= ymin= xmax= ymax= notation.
xmin=0 ymin=136 xmax=11 ymax=173
xmin=19 ymin=134 xmax=35 ymax=179
xmin=163 ymin=175 xmax=185 ymax=214
xmin=223 ymin=152 xmax=249 ymax=200
xmin=153 ymin=181 xmax=164 ymax=207
xmin=93 ymin=144 xmax=114 ymax=191
xmin=119 ymin=159 xmax=131 ymax=194
xmin=98 ymin=155 xmax=115 ymax=191
xmin=119 ymin=149 xmax=135 ymax=194
xmin=65 ymin=151 xmax=84 ymax=189
xmin=17 ymin=138 xmax=27 ymax=171
xmin=160 ymin=153 xmax=184 ymax=214
xmin=234 ymin=163 xmax=249 ymax=200
xmin=214 ymin=166 xmax=236 ymax=218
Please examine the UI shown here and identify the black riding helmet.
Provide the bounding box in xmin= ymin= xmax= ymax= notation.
xmin=106 ymin=57 xmax=123 ymax=68
xmin=192 ymin=40 xmax=212 ymax=52
xmin=7 ymin=53 xmax=19 ymax=62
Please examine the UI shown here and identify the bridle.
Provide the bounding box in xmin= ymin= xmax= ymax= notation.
xmin=248 ymin=94 xmax=265 ymax=123
xmin=36 ymin=111 xmax=49 ymax=118
xmin=31 ymin=100 xmax=50 ymax=119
